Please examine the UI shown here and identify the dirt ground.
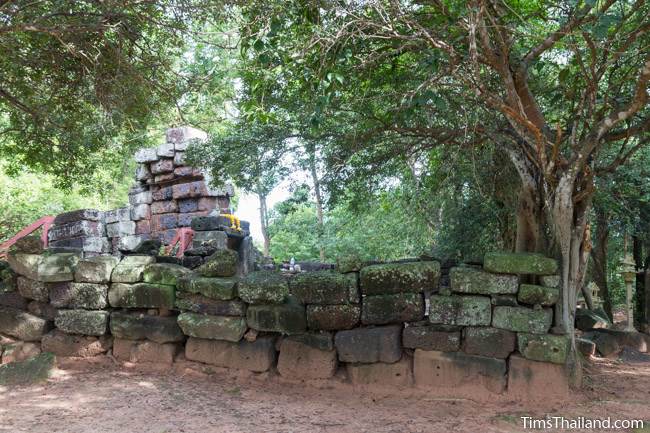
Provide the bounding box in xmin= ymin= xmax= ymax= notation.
xmin=0 ymin=353 xmax=649 ymax=433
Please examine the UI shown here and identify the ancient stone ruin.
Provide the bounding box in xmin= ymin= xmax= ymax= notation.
xmin=0 ymin=127 xmax=570 ymax=399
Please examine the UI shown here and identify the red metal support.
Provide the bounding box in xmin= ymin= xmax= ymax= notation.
xmin=165 ymin=227 xmax=194 ymax=258
xmin=0 ymin=215 xmax=55 ymax=259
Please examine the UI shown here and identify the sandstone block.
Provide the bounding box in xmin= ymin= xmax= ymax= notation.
xmin=336 ymin=255 xmax=362 ymax=273
xmin=49 ymin=282 xmax=107 ymax=309
xmin=429 ymin=295 xmax=491 ymax=326
xmin=334 ymin=325 xmax=401 ymax=363
xmin=517 ymin=333 xmax=569 ymax=364
xmin=130 ymin=204 xmax=151 ymax=221
xmin=491 ymin=306 xmax=552 ymax=334
xmin=6 ymin=253 xmax=43 ymax=280
xmin=192 ymin=230 xmax=228 ymax=249
xmin=150 ymin=159 xmax=174 ymax=175
xmin=152 ymin=185 xmax=174 ymax=201
xmin=49 ymin=220 xmax=104 ymax=241
xmin=135 ymin=164 xmax=152 ymax=182
xmin=74 ymin=256 xmax=120 ymax=283
xmin=135 ymin=148 xmax=158 ymax=163
xmin=113 ymin=338 xmax=180 ymax=365
xmin=177 ymin=211 xmax=208 ymax=227
xmin=277 ymin=339 xmax=337 ymax=380
xmin=360 ymin=261 xmax=440 ymax=295
xmin=177 ymin=275 xmax=238 ymax=300
xmin=285 ymin=332 xmax=334 ymax=351
xmin=518 ymin=284 xmax=559 ymax=306
xmin=175 ymin=293 xmax=246 ymax=316
xmin=450 ymin=266 xmax=518 ymax=295
xmin=0 ymin=307 xmax=51 ymax=341
xmin=185 ymin=336 xmax=276 ymax=372
xmin=177 ymin=312 xmax=246 ymax=342
xmin=361 ymin=293 xmax=425 ymax=325
xmin=462 ymin=327 xmax=515 ymax=359
xmin=402 ymin=324 xmax=460 ymax=351
xmin=196 ymin=249 xmax=238 ymax=278
xmin=110 ymin=311 xmax=185 ymax=343
xmin=106 ymin=221 xmax=136 ymax=238
xmin=142 ymin=263 xmax=191 ymax=286
xmin=135 ymin=220 xmax=151 ymax=235
xmin=166 ymin=126 xmax=207 ymax=149
xmin=238 ymin=271 xmax=289 ymax=304
xmin=0 ymin=292 xmax=28 ymax=309
xmin=27 ymin=301 xmax=59 ymax=320
xmin=111 ymin=255 xmax=156 ymax=283
xmin=306 ymin=304 xmax=360 ymax=331
xmin=55 ymin=310 xmax=109 ymax=336
xmin=507 ymin=355 xmax=568 ymax=401
xmin=151 ymin=213 xmax=178 ymax=231
xmin=48 ymin=236 xmax=110 ymax=254
xmin=246 ymin=302 xmax=306 ymax=334
xmin=16 ymin=277 xmax=48 ymax=302
xmin=104 ymin=207 xmax=131 ymax=224
xmin=36 ymin=253 xmax=79 ymax=282
xmin=483 ymin=252 xmax=557 ymax=275
xmin=290 ymin=271 xmax=358 ymax=304
xmin=151 ymin=200 xmax=178 ymax=214
xmin=108 ymin=283 xmax=175 ymax=309
xmin=41 ymin=329 xmax=112 ymax=357
xmin=413 ymin=349 xmax=506 ymax=397
xmin=54 ymin=209 xmax=104 ymax=225
xmin=347 ymin=356 xmax=413 ymax=387
xmin=156 ymin=142 xmax=175 ymax=157
xmin=172 ymin=181 xmax=206 ymax=199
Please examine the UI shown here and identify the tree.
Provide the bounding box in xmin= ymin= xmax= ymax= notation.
xmin=0 ymin=0 xmax=225 ymax=185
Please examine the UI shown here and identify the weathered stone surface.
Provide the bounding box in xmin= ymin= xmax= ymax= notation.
xmin=361 ymin=293 xmax=425 ymax=325
xmin=151 ymin=213 xmax=178 ymax=231
xmin=518 ymin=284 xmax=559 ymax=306
xmin=0 ymin=307 xmax=51 ymax=341
xmin=49 ymin=220 xmax=104 ymax=241
xmin=192 ymin=231 xmax=229 ymax=250
xmin=0 ymin=261 xmax=16 ymax=293
xmin=48 ymin=236 xmax=111 ymax=254
xmin=491 ymin=306 xmax=552 ymax=334
xmin=586 ymin=329 xmax=647 ymax=354
xmin=177 ymin=275 xmax=238 ymax=300
xmin=507 ymin=355 xmax=568 ymax=401
xmin=196 ymin=249 xmax=239 ymax=278
xmin=277 ymin=339 xmax=338 ymax=380
xmin=450 ymin=267 xmax=518 ymax=295
xmin=135 ymin=148 xmax=158 ymax=163
xmin=191 ymin=216 xmax=229 ymax=231
xmin=360 ymin=261 xmax=440 ymax=295
xmin=517 ymin=333 xmax=569 ymax=364
xmin=54 ymin=209 xmax=104 ymax=225
xmin=156 ymin=141 xmax=175 ymax=157
xmin=491 ymin=295 xmax=519 ymax=307
xmin=0 ymin=352 xmax=56 ymax=386
xmin=347 ymin=356 xmax=413 ymax=387
xmin=111 ymin=256 xmax=156 ymax=283
xmin=166 ymin=126 xmax=207 ymax=149
xmin=0 ymin=292 xmax=28 ymax=309
xmin=483 ymin=252 xmax=558 ymax=275
xmin=462 ymin=327 xmax=515 ymax=359
xmin=177 ymin=312 xmax=246 ymax=342
xmin=27 ymin=301 xmax=59 ymax=320
xmin=16 ymin=277 xmax=48 ymax=302
xmin=337 ymin=255 xmax=362 ymax=273
xmin=105 ymin=207 xmax=131 ymax=224
xmin=151 ymin=200 xmax=179 ymax=214
xmin=583 ymin=331 xmax=620 ymax=357
xmin=185 ymin=336 xmax=277 ymax=372
xmin=55 ymin=310 xmax=109 ymax=336
xmin=576 ymin=337 xmax=596 ymax=357
xmin=575 ymin=308 xmax=610 ymax=331
xmin=74 ymin=256 xmax=120 ymax=283
xmin=37 ymin=253 xmax=79 ymax=282
xmin=335 ymin=325 xmax=402 ymax=364
xmin=106 ymin=221 xmax=136 ymax=238
xmin=285 ymin=332 xmax=334 ymax=352
xmin=290 ymin=271 xmax=357 ymax=304
xmin=113 ymin=338 xmax=180 ymax=365
xmin=1 ymin=341 xmax=41 ymax=364
xmin=175 ymin=292 xmax=246 ymax=316
xmin=402 ymin=324 xmax=460 ymax=351
xmin=41 ymin=329 xmax=112 ymax=357
xmin=306 ymin=304 xmax=360 ymax=331
xmin=129 ymin=189 xmax=154 ymax=205
xmin=540 ymin=275 xmax=560 ymax=288
xmin=6 ymin=253 xmax=43 ymax=280
xmin=110 ymin=311 xmax=184 ymax=343
xmin=239 ymin=271 xmax=289 ymax=304
xmin=108 ymin=283 xmax=175 ymax=309
xmin=12 ymin=235 xmax=44 ymax=254
xmin=429 ymin=295 xmax=491 ymax=326
xmin=135 ymin=164 xmax=152 ymax=182
xmin=246 ymin=302 xmax=306 ymax=334
xmin=49 ymin=282 xmax=107 ymax=309
xmin=142 ymin=263 xmax=191 ymax=286
xmin=130 ymin=204 xmax=151 ymax=221
xmin=413 ymin=349 xmax=506 ymax=397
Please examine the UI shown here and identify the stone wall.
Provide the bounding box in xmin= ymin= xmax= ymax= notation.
xmin=47 ymin=126 xmax=237 ymax=256
xmin=0 ymin=234 xmax=571 ymax=401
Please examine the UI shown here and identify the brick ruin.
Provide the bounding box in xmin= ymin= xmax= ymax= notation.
xmin=0 ymin=126 xmax=580 ymax=399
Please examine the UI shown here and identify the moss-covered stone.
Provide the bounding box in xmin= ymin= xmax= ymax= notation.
xmin=238 ymin=271 xmax=289 ymax=304
xmin=360 ymin=261 xmax=440 ymax=295
xmin=290 ymin=271 xmax=357 ymax=304
xmin=517 ymin=333 xmax=569 ymax=364
xmin=492 ymin=306 xmax=552 ymax=334
xmin=196 ymin=249 xmax=239 ymax=277
xmin=49 ymin=282 xmax=107 ymax=309
xmin=108 ymin=283 xmax=175 ymax=308
xmin=74 ymin=256 xmax=120 ymax=283
xmin=0 ymin=352 xmax=56 ymax=386
xmin=175 ymin=292 xmax=246 ymax=316
xmin=246 ymin=301 xmax=306 ymax=334
xmin=429 ymin=295 xmax=491 ymax=326
xmin=0 ymin=261 xmax=17 ymax=293
xmin=110 ymin=311 xmax=184 ymax=343
xmin=483 ymin=252 xmax=557 ymax=275
xmin=177 ymin=312 xmax=246 ymax=342
xmin=110 ymin=255 xmax=156 ymax=283
xmin=361 ymin=292 xmax=425 ymax=325
xmin=6 ymin=253 xmax=43 ymax=280
xmin=518 ymin=284 xmax=559 ymax=306
xmin=37 ymin=253 xmax=79 ymax=282
xmin=177 ymin=275 xmax=238 ymax=300
xmin=55 ymin=309 xmax=109 ymax=336
xmin=540 ymin=275 xmax=560 ymax=288
xmin=450 ymin=266 xmax=518 ymax=295
xmin=0 ymin=306 xmax=52 ymax=341
xmin=16 ymin=277 xmax=48 ymax=302
xmin=402 ymin=324 xmax=461 ymax=351
xmin=142 ymin=263 xmax=191 ymax=286
xmin=336 ymin=255 xmax=362 ymax=273
xmin=462 ymin=326 xmax=516 ymax=359
xmin=306 ymin=304 xmax=360 ymax=331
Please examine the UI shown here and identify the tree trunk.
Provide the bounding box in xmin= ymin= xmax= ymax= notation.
xmin=257 ymin=191 xmax=270 ymax=257
xmin=591 ymin=206 xmax=612 ymax=319
xmin=633 ymin=237 xmax=645 ymax=325
xmin=515 ymin=182 xmax=544 ymax=253
xmin=308 ymin=151 xmax=326 ymax=262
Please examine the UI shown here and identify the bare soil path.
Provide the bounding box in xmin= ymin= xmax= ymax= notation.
xmin=0 ymin=356 xmax=649 ymax=433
